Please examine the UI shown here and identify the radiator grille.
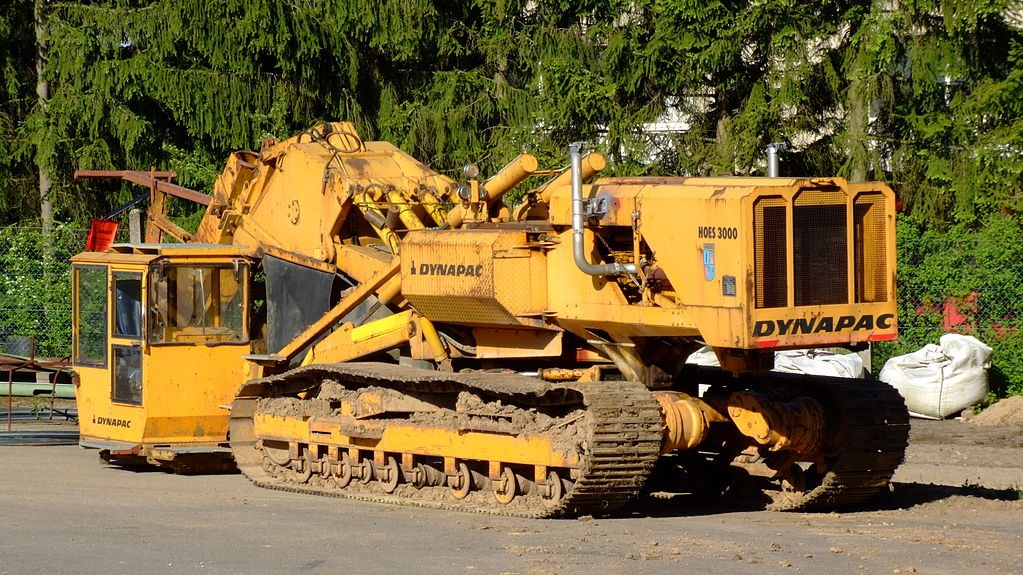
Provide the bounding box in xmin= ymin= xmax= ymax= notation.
xmin=854 ymin=193 xmax=887 ymax=303
xmin=753 ymin=187 xmax=890 ymax=309
xmin=754 ymin=197 xmax=788 ymax=308
xmin=793 ymin=190 xmax=848 ymax=306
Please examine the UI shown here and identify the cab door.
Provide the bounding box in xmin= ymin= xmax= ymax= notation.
xmin=110 ymin=270 xmax=144 ymax=405
xmin=73 ymin=256 xmax=154 ymax=447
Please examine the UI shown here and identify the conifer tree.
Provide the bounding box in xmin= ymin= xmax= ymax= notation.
xmin=25 ymin=0 xmax=579 ymax=218
xmin=6 ymin=0 xmax=1023 ymax=229
xmin=0 ymin=1 xmax=38 ymax=224
xmin=847 ymin=0 xmax=1023 ymax=224
xmin=32 ymin=0 xmax=344 ymax=220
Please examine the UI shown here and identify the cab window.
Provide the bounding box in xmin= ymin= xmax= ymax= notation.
xmin=113 ymin=272 xmax=143 ymax=338
xmin=73 ymin=265 xmax=108 ymax=366
xmin=148 ymin=262 xmax=248 ymax=344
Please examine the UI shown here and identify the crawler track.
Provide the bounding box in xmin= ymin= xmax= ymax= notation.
xmin=230 ymin=363 xmax=664 ymax=518
xmin=686 ymin=366 xmax=910 ymax=511
xmin=230 ymin=363 xmax=908 ymax=516
xmin=765 ymin=372 xmax=911 ymax=511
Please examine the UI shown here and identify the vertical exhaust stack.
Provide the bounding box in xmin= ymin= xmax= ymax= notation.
xmin=569 ymin=142 xmax=636 ymax=277
xmin=765 ymin=142 xmax=786 ymax=177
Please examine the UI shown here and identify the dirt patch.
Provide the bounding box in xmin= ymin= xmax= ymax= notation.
xmin=258 ymin=396 xmax=334 ymax=418
xmin=891 ymin=490 xmax=1023 ymax=512
xmin=967 ymin=395 xmax=1023 ymax=427
xmin=316 ymin=379 xmax=348 ymax=399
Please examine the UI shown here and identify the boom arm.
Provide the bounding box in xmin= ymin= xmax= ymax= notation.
xmin=194 ymin=123 xmax=458 ymax=267
xmin=74 ymin=169 xmax=211 ymax=243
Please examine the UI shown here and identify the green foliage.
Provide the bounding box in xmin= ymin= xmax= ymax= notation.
xmin=848 ymin=1 xmax=1023 ymax=223
xmin=25 ymin=0 xmax=335 ymax=221
xmin=0 ymin=0 xmax=1019 ymax=229
xmin=0 ymin=225 xmax=85 ymax=358
xmin=29 ymin=400 xmax=45 ymax=419
xmin=161 ymin=142 xmax=221 ymax=193
xmin=0 ymin=0 xmax=38 ymax=224
xmin=874 ymin=213 xmax=1023 ymax=396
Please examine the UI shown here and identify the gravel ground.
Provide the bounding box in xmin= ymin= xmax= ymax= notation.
xmin=1 ymin=397 xmax=1021 ymax=575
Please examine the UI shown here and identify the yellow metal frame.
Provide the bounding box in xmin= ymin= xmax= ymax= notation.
xmin=255 ymin=413 xmax=580 ymax=469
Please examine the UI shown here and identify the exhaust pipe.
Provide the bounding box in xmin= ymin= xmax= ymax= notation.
xmin=765 ymin=142 xmax=785 ymax=177
xmin=570 ymin=142 xmax=636 ymax=277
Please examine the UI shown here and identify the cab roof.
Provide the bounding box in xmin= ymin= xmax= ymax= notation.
xmin=71 ymin=243 xmax=259 ymax=265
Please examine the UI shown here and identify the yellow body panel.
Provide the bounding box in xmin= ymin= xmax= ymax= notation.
xmin=544 ymin=230 xmax=701 ymax=338
xmin=401 ymin=229 xmax=551 ymax=329
xmin=543 ymin=175 xmax=898 ymax=350
xmin=77 ymin=344 xmax=249 ymax=445
xmin=255 ymin=414 xmax=580 ymax=468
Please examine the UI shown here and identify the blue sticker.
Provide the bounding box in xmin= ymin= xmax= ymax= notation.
xmin=703 ymin=243 xmax=715 ymax=281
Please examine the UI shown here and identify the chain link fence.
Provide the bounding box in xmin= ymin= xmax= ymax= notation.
xmin=874 ymin=301 xmax=1022 ymax=398
xmin=874 ymin=223 xmax=1023 ymax=397
xmin=0 ymin=226 xmax=94 ymax=359
xmin=1 ymin=222 xmax=1021 ymax=395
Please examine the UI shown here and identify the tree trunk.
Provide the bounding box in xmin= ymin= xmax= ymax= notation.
xmin=35 ymin=0 xmax=52 ymax=234
xmin=714 ymin=115 xmax=735 ymax=176
xmin=847 ymin=79 xmax=868 ymax=184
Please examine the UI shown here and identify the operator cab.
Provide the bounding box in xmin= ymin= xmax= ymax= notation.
xmin=71 ymin=244 xmax=258 ymax=470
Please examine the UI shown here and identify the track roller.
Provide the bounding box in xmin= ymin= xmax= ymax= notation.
xmin=378 ymin=456 xmax=402 ymax=493
xmin=539 ymin=470 xmax=564 ymax=509
xmin=411 ymin=463 xmax=446 ymax=488
xmin=331 ymin=452 xmax=354 ymax=487
xmin=492 ymin=466 xmax=517 ymax=505
xmin=449 ymin=462 xmax=473 ymax=500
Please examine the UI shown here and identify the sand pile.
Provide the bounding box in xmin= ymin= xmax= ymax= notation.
xmin=968 ymin=395 xmax=1023 ymax=426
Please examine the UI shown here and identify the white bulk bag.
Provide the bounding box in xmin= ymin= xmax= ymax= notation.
xmin=685 ymin=347 xmax=864 ymax=378
xmin=773 ymin=349 xmax=865 ymax=378
xmin=685 ymin=346 xmax=722 ymax=366
xmin=879 ymin=334 xmax=992 ymax=419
